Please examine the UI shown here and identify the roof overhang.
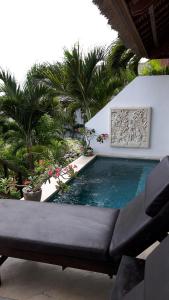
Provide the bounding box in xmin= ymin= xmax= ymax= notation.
xmin=93 ymin=0 xmax=169 ymax=59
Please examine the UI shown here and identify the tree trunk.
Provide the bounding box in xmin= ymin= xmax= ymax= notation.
xmin=3 ymin=163 xmax=8 ymax=178
xmin=27 ymin=145 xmax=34 ymax=170
xmin=85 ymin=106 xmax=92 ymax=121
xmin=26 ymin=135 xmax=34 ymax=171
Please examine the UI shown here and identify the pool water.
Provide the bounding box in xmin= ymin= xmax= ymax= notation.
xmin=48 ymin=157 xmax=158 ymax=208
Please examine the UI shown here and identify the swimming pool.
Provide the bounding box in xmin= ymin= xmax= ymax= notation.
xmin=48 ymin=157 xmax=158 ymax=208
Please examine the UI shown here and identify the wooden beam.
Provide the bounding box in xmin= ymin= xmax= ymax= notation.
xmin=149 ymin=4 xmax=158 ymax=47
xmin=129 ymin=0 xmax=155 ymax=16
xmin=149 ymin=39 xmax=169 ymax=58
xmin=111 ymin=0 xmax=148 ymax=57
xmin=93 ymin=0 xmax=148 ymax=57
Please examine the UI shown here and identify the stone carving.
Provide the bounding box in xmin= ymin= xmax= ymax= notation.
xmin=110 ymin=107 xmax=151 ymax=148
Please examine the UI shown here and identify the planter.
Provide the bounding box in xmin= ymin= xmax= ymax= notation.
xmin=84 ymin=149 xmax=94 ymax=156
xmin=84 ymin=150 xmax=93 ymax=156
xmin=22 ymin=188 xmax=42 ymax=202
xmin=85 ymin=151 xmax=93 ymax=157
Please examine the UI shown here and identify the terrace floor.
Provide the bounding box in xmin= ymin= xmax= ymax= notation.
xmin=0 ymin=243 xmax=158 ymax=300
xmin=0 ymin=259 xmax=112 ymax=300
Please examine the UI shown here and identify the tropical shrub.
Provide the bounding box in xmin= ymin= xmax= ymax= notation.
xmin=0 ymin=177 xmax=21 ymax=199
xmin=140 ymin=60 xmax=169 ymax=75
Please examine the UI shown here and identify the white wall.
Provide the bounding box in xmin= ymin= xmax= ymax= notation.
xmin=86 ymin=76 xmax=169 ymax=160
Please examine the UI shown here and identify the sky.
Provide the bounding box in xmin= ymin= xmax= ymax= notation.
xmin=0 ymin=0 xmax=117 ymax=83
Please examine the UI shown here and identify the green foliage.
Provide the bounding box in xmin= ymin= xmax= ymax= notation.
xmin=106 ymin=38 xmax=140 ymax=77
xmin=50 ymin=140 xmax=68 ymax=163
xmin=0 ymin=177 xmax=21 ymax=199
xmin=0 ymin=70 xmax=54 ymax=170
xmin=78 ymin=128 xmax=95 ymax=148
xmin=36 ymin=113 xmax=64 ymax=142
xmin=0 ymin=39 xmax=144 ymax=179
xmin=63 ymin=138 xmax=83 ymax=164
xmin=140 ymin=60 xmax=169 ymax=76
xmin=65 ymin=138 xmax=82 ymax=155
xmin=24 ymin=160 xmax=52 ymax=192
xmin=32 ymin=44 xmax=122 ymax=121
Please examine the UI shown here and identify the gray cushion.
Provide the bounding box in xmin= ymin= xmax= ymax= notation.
xmin=145 ymin=156 xmax=169 ymax=217
xmin=0 ymin=199 xmax=119 ymax=261
xmin=123 ymin=282 xmax=144 ymax=300
xmin=109 ymin=192 xmax=151 ymax=257
xmin=110 ymin=256 xmax=145 ymax=300
xmin=145 ymin=234 xmax=169 ymax=300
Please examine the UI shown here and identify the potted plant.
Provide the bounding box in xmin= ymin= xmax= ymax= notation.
xmin=83 ymin=146 xmax=94 ymax=156
xmin=78 ymin=128 xmax=109 ymax=156
xmin=78 ymin=128 xmax=95 ymax=156
xmin=22 ymin=175 xmax=43 ymax=201
xmin=22 ymin=160 xmax=50 ymax=201
xmin=23 ymin=161 xmax=78 ymax=201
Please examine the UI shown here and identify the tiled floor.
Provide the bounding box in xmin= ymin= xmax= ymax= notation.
xmin=0 ymin=258 xmax=112 ymax=300
xmin=0 ymin=242 xmax=159 ymax=300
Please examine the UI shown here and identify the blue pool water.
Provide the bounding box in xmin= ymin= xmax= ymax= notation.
xmin=48 ymin=157 xmax=158 ymax=208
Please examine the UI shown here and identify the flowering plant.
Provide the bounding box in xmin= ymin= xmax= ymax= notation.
xmin=23 ymin=160 xmax=52 ymax=193
xmin=96 ymin=133 xmax=109 ymax=143
xmin=78 ymin=127 xmax=109 ymax=155
xmin=48 ymin=164 xmax=78 ymax=193
xmin=77 ymin=128 xmax=95 ymax=156
xmin=23 ymin=160 xmax=78 ymax=194
xmin=78 ymin=128 xmax=95 ymax=147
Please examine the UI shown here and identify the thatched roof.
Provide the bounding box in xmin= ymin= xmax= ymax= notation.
xmin=93 ymin=0 xmax=169 ymax=59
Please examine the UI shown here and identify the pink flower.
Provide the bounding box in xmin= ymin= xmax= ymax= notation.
xmin=48 ymin=170 xmax=53 ymax=177
xmin=101 ymin=133 xmax=108 ymax=139
xmin=73 ymin=164 xmax=77 ymax=169
xmin=55 ymin=167 xmax=61 ymax=177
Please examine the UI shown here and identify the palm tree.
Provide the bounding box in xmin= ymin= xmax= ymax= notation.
xmin=0 ymin=70 xmax=53 ymax=170
xmin=89 ymin=63 xmax=122 ymax=115
xmin=106 ymin=38 xmax=140 ymax=79
xmin=30 ymin=44 xmax=120 ymax=121
xmin=62 ymin=44 xmax=106 ymax=120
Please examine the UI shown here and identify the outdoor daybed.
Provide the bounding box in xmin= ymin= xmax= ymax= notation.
xmin=0 ymin=156 xmax=169 ymax=285
xmin=111 ymin=229 xmax=169 ymax=300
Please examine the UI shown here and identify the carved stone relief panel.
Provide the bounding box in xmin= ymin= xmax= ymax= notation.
xmin=110 ymin=107 xmax=151 ymax=148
